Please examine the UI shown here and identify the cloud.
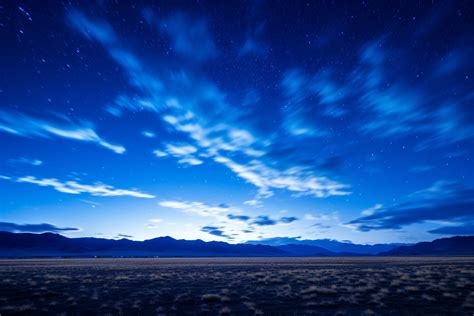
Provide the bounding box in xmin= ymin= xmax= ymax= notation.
xmin=1 ymin=175 xmax=154 ymax=198
xmin=116 ymin=234 xmax=133 ymax=238
xmin=149 ymin=218 xmax=163 ymax=223
xmin=227 ymin=214 xmax=251 ymax=221
xmin=312 ymin=223 xmax=331 ymax=229
xmin=143 ymin=9 xmax=217 ymax=61
xmin=200 ymin=226 xmax=232 ymax=239
xmin=409 ymin=165 xmax=433 ymax=173
xmin=0 ymin=110 xmax=125 ymax=154
xmin=159 ymin=200 xmax=298 ymax=237
xmin=434 ymin=49 xmax=467 ymax=77
xmin=153 ymin=150 xmax=168 ymax=158
xmin=67 ymin=8 xmax=117 ymax=45
xmin=67 ymin=9 xmax=350 ymax=204
xmin=8 ymin=157 xmax=43 ymax=166
xmin=239 ymin=38 xmax=268 ymax=56
xmin=142 ymin=130 xmax=155 ymax=138
xmin=278 ymin=37 xmax=474 ymax=149
xmin=214 ymin=155 xmax=350 ymax=200
xmin=159 ymin=200 xmax=232 ymax=218
xmin=428 ymin=224 xmax=474 ymax=236
xmin=304 ymin=214 xmax=318 ymax=221
xmin=239 ymin=16 xmax=268 ymax=57
xmin=361 ymin=204 xmax=383 ymax=216
xmin=146 ymin=218 xmax=164 ymax=229
xmin=280 ymin=216 xmax=298 ymax=224
xmin=348 ymin=181 xmax=474 ymax=232
xmin=280 ymin=68 xmax=347 ymax=138
xmin=0 ymin=222 xmax=79 ymax=233
xmin=353 ymin=39 xmax=474 ymax=147
xmin=166 ymin=144 xmax=198 ymax=156
xmin=252 ymin=215 xmax=298 ymax=226
xmin=153 ymin=143 xmax=204 ymax=166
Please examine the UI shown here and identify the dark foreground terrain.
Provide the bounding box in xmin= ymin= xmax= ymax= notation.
xmin=0 ymin=257 xmax=473 ymax=315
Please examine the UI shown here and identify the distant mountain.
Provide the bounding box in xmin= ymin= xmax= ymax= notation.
xmin=246 ymin=237 xmax=409 ymax=255
xmin=381 ymin=236 xmax=474 ymax=256
xmin=0 ymin=232 xmax=286 ymax=257
xmin=2 ymin=232 xmax=471 ymax=257
xmin=275 ymin=244 xmax=337 ymax=256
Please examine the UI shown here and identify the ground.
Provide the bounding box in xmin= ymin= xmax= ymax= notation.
xmin=0 ymin=257 xmax=473 ymax=315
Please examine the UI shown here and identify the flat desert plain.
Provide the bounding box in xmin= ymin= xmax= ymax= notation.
xmin=0 ymin=257 xmax=473 ymax=315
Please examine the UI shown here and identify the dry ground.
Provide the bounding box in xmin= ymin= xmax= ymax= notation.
xmin=0 ymin=257 xmax=473 ymax=315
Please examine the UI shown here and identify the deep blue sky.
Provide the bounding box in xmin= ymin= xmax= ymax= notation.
xmin=1 ymin=0 xmax=473 ymax=243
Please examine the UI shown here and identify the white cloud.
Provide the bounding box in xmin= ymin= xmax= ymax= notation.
xmin=214 ymin=155 xmax=350 ymax=200
xmin=2 ymin=175 xmax=154 ymax=198
xmin=159 ymin=200 xmax=233 ymax=218
xmin=244 ymin=199 xmax=263 ymax=207
xmin=153 ymin=143 xmax=203 ymax=166
xmin=149 ymin=218 xmax=163 ymax=223
xmin=166 ymin=144 xmax=198 ymax=156
xmin=0 ymin=110 xmax=125 ymax=154
xmin=68 ymin=10 xmax=351 ymax=205
xmin=147 ymin=218 xmax=163 ymax=228
xmin=142 ymin=130 xmax=155 ymax=138
xmin=8 ymin=157 xmax=43 ymax=166
xmin=304 ymin=212 xmax=339 ymax=221
xmin=178 ymin=157 xmax=203 ymax=166
xmin=361 ymin=204 xmax=383 ymax=216
xmin=153 ymin=150 xmax=168 ymax=157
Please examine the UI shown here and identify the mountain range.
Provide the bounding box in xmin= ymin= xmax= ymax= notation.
xmin=245 ymin=237 xmax=409 ymax=255
xmin=0 ymin=232 xmax=473 ymax=257
xmin=381 ymin=236 xmax=474 ymax=256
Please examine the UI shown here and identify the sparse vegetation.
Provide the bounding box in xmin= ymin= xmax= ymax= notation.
xmin=0 ymin=257 xmax=472 ymax=314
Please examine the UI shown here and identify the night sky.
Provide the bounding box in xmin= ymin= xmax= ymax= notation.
xmin=1 ymin=1 xmax=473 ymax=244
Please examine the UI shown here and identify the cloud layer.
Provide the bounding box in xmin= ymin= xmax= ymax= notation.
xmin=1 ymin=175 xmax=154 ymax=198
xmin=0 ymin=110 xmax=125 ymax=154
xmin=348 ymin=181 xmax=474 ymax=232
xmin=0 ymin=222 xmax=79 ymax=233
xmin=160 ymin=200 xmax=299 ymax=240
xmin=66 ymin=9 xmax=351 ymax=205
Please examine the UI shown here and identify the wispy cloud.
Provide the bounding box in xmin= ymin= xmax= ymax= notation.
xmin=409 ymin=165 xmax=433 ymax=173
xmin=1 ymin=175 xmax=154 ymax=198
xmin=201 ymin=226 xmax=233 ymax=239
xmin=66 ymin=9 xmax=349 ymax=205
xmin=141 ymin=130 xmax=155 ymax=138
xmin=159 ymin=200 xmax=234 ymax=218
xmin=213 ymin=155 xmax=350 ymax=200
xmin=153 ymin=143 xmax=204 ymax=166
xmin=348 ymin=181 xmax=474 ymax=232
xmin=143 ymin=9 xmax=217 ymax=61
xmin=280 ymin=216 xmax=298 ymax=224
xmin=281 ymin=68 xmax=348 ymax=137
xmin=160 ymin=199 xmax=299 ymax=241
xmin=8 ymin=157 xmax=43 ymax=166
xmin=146 ymin=218 xmax=164 ymax=229
xmin=227 ymin=214 xmax=251 ymax=221
xmin=239 ymin=38 xmax=268 ymax=56
xmin=0 ymin=222 xmax=79 ymax=233
xmin=115 ymin=233 xmax=133 ymax=238
xmin=428 ymin=224 xmax=474 ymax=236
xmin=279 ymin=36 xmax=474 ymax=149
xmin=252 ymin=215 xmax=298 ymax=226
xmin=0 ymin=110 xmax=125 ymax=154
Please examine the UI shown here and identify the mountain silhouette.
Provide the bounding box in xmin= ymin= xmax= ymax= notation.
xmin=1 ymin=232 xmax=473 ymax=257
xmin=381 ymin=236 xmax=474 ymax=255
xmin=246 ymin=237 xmax=409 ymax=254
xmin=0 ymin=232 xmax=285 ymax=257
